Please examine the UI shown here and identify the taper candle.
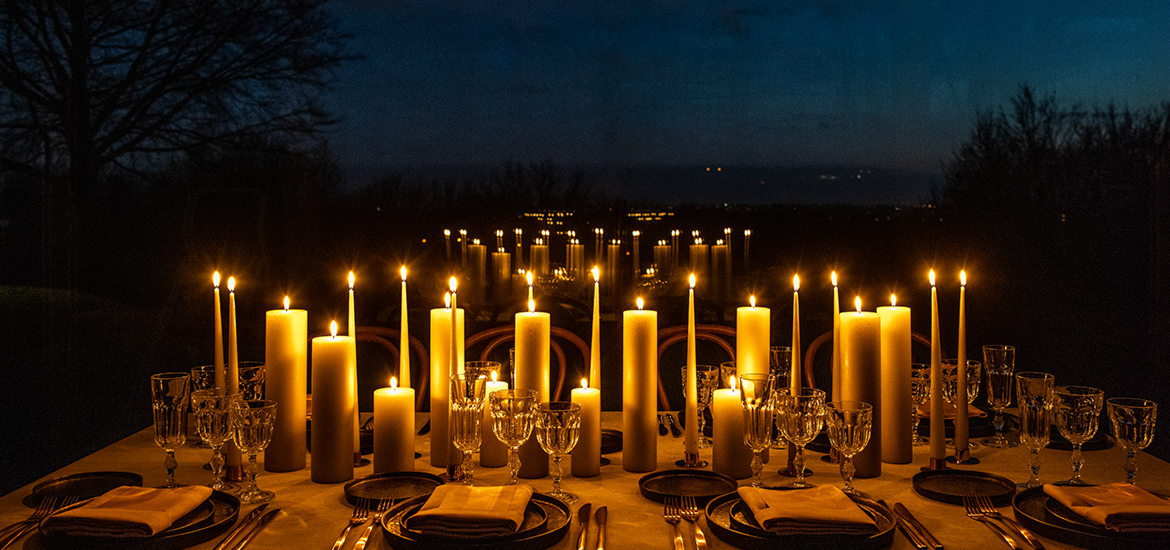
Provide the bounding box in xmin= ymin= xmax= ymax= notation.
xmin=684 ymin=274 xmax=699 ymax=460
xmin=348 ymin=272 xmax=359 ymax=461
xmin=590 ymin=267 xmax=601 ymax=390
xmin=954 ymin=270 xmax=970 ymax=462
xmin=832 ymin=272 xmax=841 ymax=401
xmin=213 ymin=272 xmax=225 ymax=393
xmin=373 ymin=377 xmax=414 ymax=473
xmin=929 ymin=270 xmax=945 ymax=468
xmin=623 ymin=298 xmax=657 ymax=473
xmin=225 ymin=277 xmax=241 ymax=478
xmin=448 ymin=278 xmax=461 ymax=470
xmin=265 ymin=297 xmax=307 ymax=472
xmin=791 ymin=275 xmax=801 ymax=391
xmin=400 ymin=267 xmax=410 ymax=389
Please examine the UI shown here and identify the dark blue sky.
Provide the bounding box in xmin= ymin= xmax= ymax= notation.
xmin=324 ymin=1 xmax=1170 ymax=198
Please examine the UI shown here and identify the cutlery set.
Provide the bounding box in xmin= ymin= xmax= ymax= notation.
xmin=663 ymin=496 xmax=706 ymax=550
xmin=213 ymin=503 xmax=281 ymax=550
xmin=963 ymin=495 xmax=1044 ymax=550
xmin=0 ymin=496 xmax=77 ymax=550
xmin=575 ymin=503 xmax=607 ymax=550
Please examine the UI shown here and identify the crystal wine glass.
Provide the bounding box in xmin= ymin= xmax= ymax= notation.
xmin=769 ymin=347 xmax=792 ymax=450
xmin=825 ymin=401 xmax=873 ymax=495
xmin=190 ymin=389 xmax=238 ymax=492
xmin=1107 ymin=397 xmax=1157 ymax=485
xmin=490 ymin=388 xmax=538 ymax=485
xmin=237 ymin=361 xmax=266 ymax=400
xmin=774 ymin=387 xmax=825 ymax=489
xmin=230 ymin=398 xmax=277 ymax=504
xmin=1053 ymin=386 xmax=1104 ymax=485
xmin=682 ymin=364 xmax=719 ymax=449
xmin=910 ymin=364 xmax=930 ymax=446
xmin=151 ymin=372 xmax=190 ymax=488
xmin=982 ymin=345 xmax=1016 ymax=448
xmin=1016 ymin=372 xmax=1055 ymax=488
xmin=737 ymin=373 xmax=776 ymax=487
xmin=535 ymin=402 xmax=581 ymax=504
xmin=943 ymin=359 xmax=981 ymax=448
xmin=450 ymin=372 xmax=488 ymax=486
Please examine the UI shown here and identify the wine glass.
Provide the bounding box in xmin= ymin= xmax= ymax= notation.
xmin=1053 ymin=386 xmax=1104 ymax=485
xmin=1107 ymin=397 xmax=1157 ymax=485
xmin=1016 ymin=372 xmax=1055 ymax=488
xmin=769 ymin=347 xmax=792 ymax=450
xmin=719 ymin=361 xmax=736 ymax=388
xmin=151 ymin=372 xmax=190 ymax=488
xmin=982 ymin=345 xmax=1016 ymax=448
xmin=943 ymin=359 xmax=981 ymax=448
xmin=681 ymin=364 xmax=719 ymax=448
xmin=910 ymin=364 xmax=930 ymax=446
xmin=825 ymin=401 xmax=873 ymax=495
xmin=237 ymin=361 xmax=266 ymax=400
xmin=230 ymin=398 xmax=277 ymax=504
xmin=490 ymin=388 xmax=538 ymax=485
xmin=450 ymin=372 xmax=488 ymax=486
xmin=737 ymin=373 xmax=776 ymax=487
xmin=190 ymin=389 xmax=238 ymax=492
xmin=774 ymin=387 xmax=825 ymax=489
xmin=534 ymin=402 xmax=581 ymax=504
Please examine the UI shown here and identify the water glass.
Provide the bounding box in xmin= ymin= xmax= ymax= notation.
xmin=190 ymin=365 xmax=217 ymax=393
xmin=535 ymin=402 xmax=581 ymax=504
xmin=910 ymin=364 xmax=930 ymax=446
xmin=151 ymin=372 xmax=190 ymax=488
xmin=1053 ymin=386 xmax=1104 ymax=485
xmin=942 ymin=359 xmax=982 ymax=408
xmin=774 ymin=387 xmax=825 ymax=488
xmin=1016 ymin=372 xmax=1055 ymax=488
xmin=230 ymin=399 xmax=277 ymax=504
xmin=982 ymin=345 xmax=1016 ymax=448
xmin=1107 ymin=397 xmax=1157 ymax=485
xmin=490 ymin=388 xmax=538 ymax=485
xmin=737 ymin=374 xmax=776 ymax=487
xmin=825 ymin=401 xmax=873 ymax=495
xmin=769 ymin=347 xmax=792 ymax=450
xmin=681 ymin=364 xmax=719 ymax=448
xmin=190 ymin=389 xmax=238 ymax=492
xmin=451 ymin=373 xmax=488 ymax=486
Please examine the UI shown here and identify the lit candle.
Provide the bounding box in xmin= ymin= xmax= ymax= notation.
xmin=571 ymin=379 xmax=601 ymax=477
xmin=373 ymin=377 xmax=415 ymax=473
xmin=516 ymin=297 xmax=551 ymax=478
xmin=689 ymin=238 xmax=709 ymax=282
xmin=444 ymin=229 xmax=451 ymax=263
xmin=653 ymin=240 xmax=670 ymax=273
xmin=954 ymin=270 xmax=970 ymax=462
xmin=736 ymin=295 xmax=770 ymax=377
xmin=712 ymin=376 xmax=752 ymax=479
xmin=743 ymin=229 xmax=751 ymax=270
xmin=311 ymin=321 xmax=356 ymax=483
xmin=428 ymin=292 xmax=464 ymax=468
xmin=448 ymin=278 xmax=461 ymax=470
xmin=711 ymin=240 xmax=729 ymax=299
xmin=840 ymin=296 xmax=882 ymax=478
xmin=631 ymin=230 xmax=642 ymax=278
xmin=460 ymin=229 xmax=468 ymax=266
xmin=265 ymin=296 xmax=308 ymax=472
xmin=480 ymin=371 xmax=509 ymax=468
xmin=831 ymin=272 xmax=841 ymax=401
xmin=348 ymin=271 xmax=356 ymax=337
xmin=567 ymin=239 xmax=584 ymax=279
xmin=791 ymin=275 xmax=801 ymax=391
xmin=590 ymin=267 xmax=601 ymax=390
xmin=929 ymin=270 xmax=945 ymax=468
xmin=348 ymin=272 xmax=359 ymax=462
xmin=684 ymin=274 xmax=699 ymax=460
xmin=527 ymin=270 xmax=534 ymax=303
xmin=623 ymin=298 xmax=658 ymax=473
xmin=530 ymin=239 xmax=549 ymax=276
xmin=225 ymin=277 xmax=241 ymax=478
xmin=878 ymin=294 xmax=912 ymax=464
xmin=492 ymin=249 xmax=511 ymax=302
xmin=469 ymin=240 xmax=486 ymax=300
xmin=212 ymin=272 xmax=224 ymax=393
xmin=400 ymin=267 xmax=410 ymax=389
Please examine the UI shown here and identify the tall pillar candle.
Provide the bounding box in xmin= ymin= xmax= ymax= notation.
xmin=530 ymin=242 xmax=549 ymax=276
xmin=567 ymin=242 xmax=584 ymax=279
xmin=373 ymin=379 xmax=414 ymax=473
xmin=840 ymin=300 xmax=882 ymax=478
xmin=605 ymin=241 xmax=621 ymax=297
xmin=954 ymin=271 xmax=970 ymax=462
xmin=311 ymin=322 xmax=356 ymax=483
xmin=831 ymin=272 xmax=841 ymax=401
xmin=689 ymin=243 xmax=709 ymax=282
xmin=515 ymin=301 xmax=551 ymax=478
xmin=735 ymin=298 xmax=770 ymax=377
xmin=225 ymin=277 xmax=242 ymax=479
xmin=589 ymin=267 xmax=601 ymax=390
xmin=492 ymin=250 xmax=512 ymax=302
xmin=928 ymin=270 xmax=945 ymax=468
xmin=571 ymin=379 xmax=601 ymax=477
xmin=399 ymin=267 xmax=410 ymax=389
xmin=479 ymin=374 xmax=510 ymax=467
xmin=265 ymin=299 xmax=308 ymax=472
xmin=712 ymin=383 xmax=753 ymax=479
xmin=631 ymin=231 xmax=641 ymax=279
xmin=468 ymin=242 xmax=486 ymax=303
xmin=428 ymin=303 xmax=465 ymax=468
xmin=878 ymin=298 xmax=912 ymax=464
xmin=653 ymin=243 xmax=670 ymax=273
xmin=711 ymin=243 xmax=729 ymax=299
xmin=623 ymin=300 xmax=658 ymax=473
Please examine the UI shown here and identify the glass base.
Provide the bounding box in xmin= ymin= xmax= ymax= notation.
xmin=981 ymin=436 xmax=1017 ymax=448
xmin=239 ymin=488 xmax=274 ymax=504
xmin=210 ymin=480 xmax=239 ymax=493
xmin=548 ymin=490 xmax=577 ymax=505
xmin=698 ymin=436 xmax=712 ymax=449
xmin=675 ymin=459 xmax=709 ymax=468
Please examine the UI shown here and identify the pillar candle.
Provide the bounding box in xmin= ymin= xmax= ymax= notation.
xmin=791 ymin=275 xmax=801 ymax=391
xmin=311 ymin=322 xmax=355 ymax=483
xmin=479 ymin=373 xmax=509 ymax=467
xmin=929 ymin=270 xmax=945 ymax=467
xmin=670 ymin=230 xmax=679 ymax=270
xmin=400 ymin=267 xmax=410 ymax=389
xmin=373 ymin=378 xmax=414 ymax=473
xmin=840 ymin=299 xmax=882 ymax=478
xmin=515 ymin=300 xmax=550 ymax=478
xmin=492 ymin=250 xmax=511 ymax=302
xmin=594 ymin=229 xmax=604 ymax=265
xmin=530 ymin=242 xmax=549 ymax=276
xmin=428 ymin=301 xmax=465 ymax=468
xmin=225 ymin=277 xmax=241 ymax=477
xmin=742 ymin=229 xmax=751 ymax=270
xmin=684 ymin=275 xmax=699 ymax=458
xmin=711 ymin=243 xmax=729 ymax=299
xmin=690 ymin=243 xmax=709 ymax=282
xmin=878 ymin=298 xmax=911 ymax=464
xmin=712 ymin=382 xmax=753 ymax=479
xmin=735 ymin=298 xmax=770 ymax=377
xmin=623 ymin=300 xmax=657 ymax=473
xmin=212 ymin=272 xmax=225 ymax=393
xmin=571 ymin=379 xmax=601 ymax=477
xmin=265 ymin=299 xmax=307 ymax=472
xmin=653 ymin=243 xmax=670 ymax=273
xmin=631 ymin=231 xmax=641 ymax=279
xmin=567 ymin=242 xmax=584 ymax=279
xmin=589 ymin=267 xmax=601 ymax=390
xmin=954 ymin=271 xmax=969 ymax=461
xmin=831 ymin=272 xmax=841 ymax=401
xmin=514 ymin=229 xmax=523 ymax=272
xmin=469 ymin=242 xmax=487 ymax=301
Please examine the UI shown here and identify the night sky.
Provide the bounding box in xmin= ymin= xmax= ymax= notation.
xmin=324 ymin=1 xmax=1170 ymax=201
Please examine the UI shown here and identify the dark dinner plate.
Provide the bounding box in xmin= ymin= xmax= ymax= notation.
xmin=399 ymin=499 xmax=548 ymax=543
xmin=343 ymin=471 xmax=444 ymax=505
xmin=704 ymin=490 xmax=895 ymax=549
xmin=600 ymin=429 xmax=622 ymax=454
xmin=39 ymin=490 xmax=239 ymax=550
xmin=1012 ymin=485 xmax=1166 ymax=549
xmin=380 ymin=492 xmax=570 ymax=550
xmin=638 ymin=469 xmax=738 ymax=505
xmin=912 ymin=469 xmax=1016 ymax=506
xmin=30 ymin=472 xmax=143 ymax=506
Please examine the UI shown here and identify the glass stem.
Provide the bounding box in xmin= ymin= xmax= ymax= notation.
xmin=164 ymin=449 xmax=178 ymax=487
xmin=507 ymin=447 xmax=521 ymax=485
xmin=911 ymin=411 xmax=923 ymax=445
xmin=1028 ymin=447 xmax=1042 ymax=488
xmin=751 ymin=450 xmax=763 ymax=487
xmin=551 ymin=455 xmax=564 ymax=494
xmin=210 ymin=445 xmax=225 ymax=487
xmin=246 ymin=453 xmax=260 ymax=494
xmin=794 ymin=445 xmax=806 ymax=484
xmin=1125 ymin=450 xmax=1138 ymax=484
xmin=841 ymin=455 xmax=856 ymax=493
xmin=462 ymin=450 xmax=475 ymax=486
xmin=1070 ymin=443 xmax=1084 ymax=483
xmin=697 ymin=410 xmax=707 ymax=440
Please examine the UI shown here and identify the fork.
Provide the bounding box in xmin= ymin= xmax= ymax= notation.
xmin=353 ymin=499 xmax=392 ymax=550
xmin=974 ymin=494 xmax=1044 ymax=550
xmin=0 ymin=496 xmax=76 ymax=550
xmin=0 ymin=497 xmax=57 ymax=538
xmin=663 ymin=498 xmax=684 ymax=550
xmin=331 ymin=498 xmax=370 ymax=550
xmin=963 ymin=496 xmax=1023 ymax=549
xmin=678 ymin=496 xmax=707 ymax=550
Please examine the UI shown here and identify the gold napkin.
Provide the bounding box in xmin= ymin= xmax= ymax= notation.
xmin=917 ymin=399 xmax=986 ymax=419
xmin=405 ymin=484 xmax=534 ymax=538
xmin=41 ymin=485 xmax=212 ymax=537
xmin=737 ymin=486 xmax=877 ymax=536
xmin=1044 ymin=483 xmax=1170 ymax=533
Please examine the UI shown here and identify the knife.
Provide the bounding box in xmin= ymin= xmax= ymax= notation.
xmin=213 ymin=503 xmax=270 ymax=550
xmin=576 ymin=503 xmax=592 ymax=550
xmin=594 ymin=506 xmax=607 ymax=550
xmin=879 ymin=500 xmax=927 ymax=550
xmin=231 ymin=508 xmax=280 ymax=550
xmin=665 ymin=413 xmax=682 ymax=437
xmin=894 ymin=502 xmax=944 ymax=550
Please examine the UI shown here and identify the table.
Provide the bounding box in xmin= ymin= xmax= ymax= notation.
xmin=3 ymin=412 xmax=1168 ymax=550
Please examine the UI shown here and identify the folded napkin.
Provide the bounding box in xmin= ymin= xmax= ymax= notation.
xmin=1044 ymin=483 xmax=1170 ymax=533
xmin=41 ymin=485 xmax=212 ymax=538
xmin=737 ymin=486 xmax=877 ymax=536
xmin=405 ymin=484 xmax=534 ymax=538
xmin=917 ymin=399 xmax=986 ymax=419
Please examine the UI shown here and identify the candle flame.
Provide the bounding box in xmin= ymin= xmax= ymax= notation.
xmin=581 ymin=378 xmax=588 ymax=390
xmin=592 ymin=266 xmax=600 ymax=282
xmin=929 ymin=269 xmax=936 ymax=287
xmin=449 ymin=277 xmax=458 ymax=293
xmin=750 ymin=295 xmax=756 ymax=308
xmin=526 ymin=271 xmax=533 ymax=286
xmin=213 ymin=271 xmax=220 ymax=288
xmin=444 ymin=229 xmax=450 ymax=236
xmin=401 ymin=265 xmax=407 ymax=280
xmin=891 ymin=294 xmax=897 ymax=307
xmin=793 ymin=274 xmax=800 ymax=292
xmin=227 ymin=276 xmax=235 ymax=292
xmin=961 ymin=270 xmax=967 ymax=286
xmin=391 ymin=377 xmax=398 ymax=391
xmin=637 ymin=297 xmax=644 ymax=310
xmin=330 ymin=320 xmax=338 ymax=339
xmin=284 ymin=296 xmax=290 ymax=312
xmin=729 ymin=375 xmax=737 ymax=389
xmin=492 ymin=371 xmax=499 ymax=383
xmin=528 ymin=299 xmax=535 ymax=313
xmin=855 ymin=296 xmax=862 ymax=313
xmin=348 ymin=271 xmax=355 ymax=289
xmin=831 ymin=271 xmax=837 ymax=287
xmin=689 ymin=273 xmax=696 ymax=288
xmin=444 ymin=292 xmax=451 ymax=308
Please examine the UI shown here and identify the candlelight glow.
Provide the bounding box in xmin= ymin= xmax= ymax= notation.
xmin=730 ymin=375 xmax=737 ymax=391
xmin=492 ymin=371 xmax=499 ymax=383
xmin=227 ymin=276 xmax=235 ymax=292
xmin=689 ymin=273 xmax=696 ymax=288
xmin=929 ymin=269 xmax=936 ymax=287
xmin=349 ymin=271 xmax=355 ymax=289
xmin=444 ymin=229 xmax=450 ymax=236
xmin=592 ymin=266 xmax=600 ymax=282
xmin=449 ymin=276 xmax=458 ymax=293
xmin=527 ymin=271 xmax=534 ymax=286
xmin=750 ymin=295 xmax=756 ymax=308
xmin=284 ymin=296 xmax=290 ymax=312
xmin=793 ymin=274 xmax=800 ymax=292
xmin=855 ymin=296 xmax=862 ymax=313
xmin=581 ymin=378 xmax=588 ymax=390
xmin=391 ymin=377 xmax=398 ymax=391
xmin=401 ymin=266 xmax=407 ymax=280
xmin=891 ymin=294 xmax=897 ymax=307
xmin=528 ymin=299 xmax=535 ymax=313
xmin=961 ymin=270 xmax=967 ymax=286
xmin=330 ymin=320 xmax=338 ymax=339
xmin=444 ymin=292 xmax=451 ymax=308
xmin=637 ymin=297 xmax=644 ymax=310
xmin=831 ymin=271 xmax=838 ymax=287
xmin=213 ymin=271 xmax=220 ymax=288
